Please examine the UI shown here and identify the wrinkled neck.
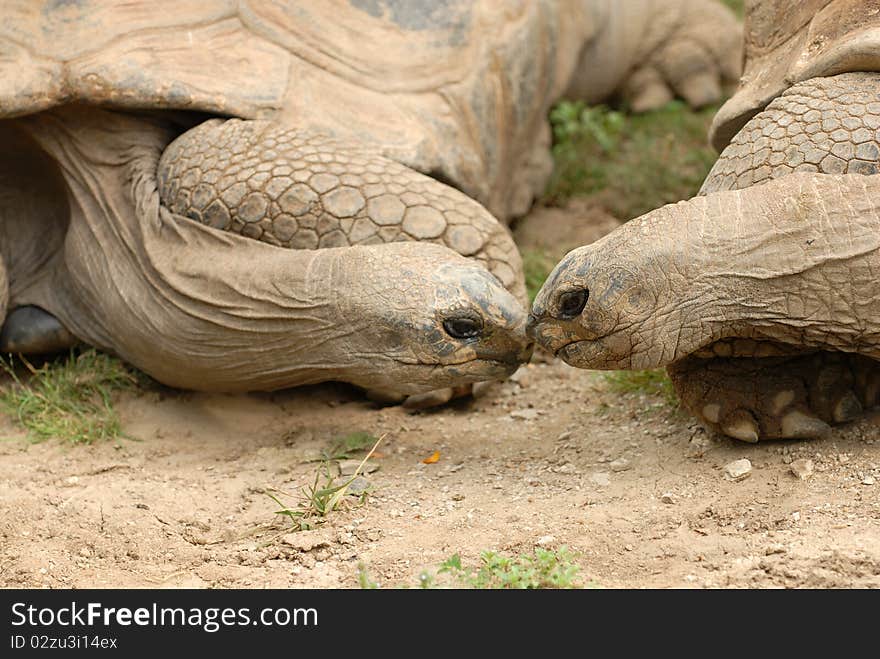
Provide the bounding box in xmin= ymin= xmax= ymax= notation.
xmin=17 ymin=105 xmax=386 ymax=391
xmin=637 ymin=174 xmax=880 ymax=359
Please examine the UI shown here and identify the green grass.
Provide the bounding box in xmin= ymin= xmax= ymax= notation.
xmin=0 ymin=350 xmax=135 ymax=443
xmin=522 ymin=248 xmax=557 ymax=302
xmin=602 ymin=369 xmax=678 ymax=407
xmin=359 ymin=547 xmax=585 ymax=589
xmin=544 ymin=99 xmax=720 ymax=220
xmin=269 ymin=433 xmax=383 ymax=532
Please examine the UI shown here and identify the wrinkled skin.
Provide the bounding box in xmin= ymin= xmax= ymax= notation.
xmin=0 ymin=0 xmax=739 ymax=397
xmin=532 ymin=0 xmax=880 ymax=441
xmin=531 ymin=75 xmax=880 ymax=440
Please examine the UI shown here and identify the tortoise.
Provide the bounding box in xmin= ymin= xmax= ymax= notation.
xmin=0 ymin=0 xmax=739 ymax=399
xmin=529 ymin=0 xmax=880 ymax=441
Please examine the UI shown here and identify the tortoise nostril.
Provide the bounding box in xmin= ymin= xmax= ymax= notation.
xmin=557 ymin=288 xmax=589 ymax=319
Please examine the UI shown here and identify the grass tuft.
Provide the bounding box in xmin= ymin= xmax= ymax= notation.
xmin=0 ymin=349 xmax=135 ymax=443
xmin=269 ymin=433 xmax=383 ymax=532
xmin=603 ymin=369 xmax=678 ymax=407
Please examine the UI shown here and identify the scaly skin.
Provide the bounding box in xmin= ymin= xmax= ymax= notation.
xmin=4 ymin=107 xmax=532 ymax=394
xmin=529 ymin=166 xmax=880 ymax=440
xmin=668 ymin=73 xmax=880 ymax=439
xmin=158 ymin=119 xmax=525 ymax=302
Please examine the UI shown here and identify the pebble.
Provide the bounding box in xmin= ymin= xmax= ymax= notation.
xmin=610 ymin=458 xmax=631 ymax=472
xmin=338 ymin=459 xmax=379 ymax=476
xmin=862 ymin=476 xmax=875 ymax=486
xmin=345 ymin=476 xmax=371 ymax=496
xmin=509 ymin=409 xmax=540 ymax=421
xmin=789 ymin=458 xmax=814 ymax=481
xmin=660 ymin=492 xmax=676 ymax=504
xmin=590 ymin=472 xmax=611 ymax=487
xmin=722 ymin=458 xmax=752 ymax=482
xmin=536 ymin=535 xmax=556 ymax=546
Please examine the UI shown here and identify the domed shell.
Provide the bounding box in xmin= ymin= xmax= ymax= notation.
xmin=0 ymin=0 xmax=487 ymax=120
xmin=709 ymin=0 xmax=880 ymax=150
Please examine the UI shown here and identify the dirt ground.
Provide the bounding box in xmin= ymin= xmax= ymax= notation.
xmin=1 ymin=204 xmax=879 ymax=589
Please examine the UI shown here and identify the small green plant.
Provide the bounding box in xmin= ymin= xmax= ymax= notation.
xmin=546 ymin=101 xmax=625 ymax=202
xmin=603 ymin=369 xmax=678 ymax=407
xmin=544 ymin=100 xmax=720 ymax=220
xmin=358 ymin=547 xmax=584 ymax=589
xmin=442 ymin=547 xmax=581 ymax=589
xmin=357 ymin=563 xmax=380 ymax=589
xmin=0 ymin=350 xmax=135 ymax=443
xmin=269 ymin=434 xmax=383 ymax=532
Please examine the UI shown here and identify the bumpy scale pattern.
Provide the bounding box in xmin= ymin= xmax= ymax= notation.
xmin=702 ymin=73 xmax=880 ymax=194
xmin=157 ymin=119 xmax=520 ymax=290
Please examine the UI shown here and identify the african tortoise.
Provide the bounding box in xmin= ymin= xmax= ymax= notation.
xmin=530 ymin=0 xmax=880 ymax=441
xmin=0 ymin=0 xmax=739 ymax=398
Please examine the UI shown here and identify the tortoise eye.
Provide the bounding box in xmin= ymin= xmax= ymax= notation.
xmin=443 ymin=316 xmax=483 ymax=339
xmin=557 ymin=288 xmax=589 ymax=319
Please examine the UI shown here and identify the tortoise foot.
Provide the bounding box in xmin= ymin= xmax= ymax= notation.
xmin=668 ymin=352 xmax=880 ymax=442
xmin=0 ymin=305 xmax=77 ymax=355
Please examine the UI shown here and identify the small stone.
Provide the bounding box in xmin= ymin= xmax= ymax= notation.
xmin=338 ymin=459 xmax=380 ymax=476
xmin=610 ymin=458 xmax=631 ymax=472
xmin=282 ymin=529 xmax=333 ymax=552
xmin=624 ymin=544 xmax=634 ymax=552
xmin=789 ymin=458 xmax=814 ymax=481
xmin=509 ymin=409 xmax=540 ymax=421
xmin=862 ymin=476 xmax=875 ymax=486
xmin=722 ymin=458 xmax=752 ymax=482
xmin=660 ymin=492 xmax=676 ymax=504
xmin=764 ymin=544 xmax=786 ymax=555
xmin=345 ymin=475 xmax=371 ymax=496
xmin=590 ymin=472 xmax=611 ymax=487
xmin=536 ymin=535 xmax=555 ymax=546
xmin=64 ymin=476 xmax=79 ymax=485
xmin=556 ymin=462 xmax=577 ymax=474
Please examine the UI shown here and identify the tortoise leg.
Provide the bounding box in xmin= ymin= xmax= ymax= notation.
xmin=669 ymin=353 xmax=880 ymax=441
xmin=157 ymin=118 xmax=527 ymax=406
xmin=0 ymin=305 xmax=78 ymax=355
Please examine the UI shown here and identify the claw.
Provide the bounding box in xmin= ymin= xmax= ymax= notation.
xmin=833 ymin=391 xmax=863 ymax=423
xmin=721 ymin=409 xmax=760 ymax=443
xmin=771 ymin=390 xmax=795 ymax=415
xmin=780 ymin=410 xmax=831 ymax=439
xmin=701 ymin=403 xmax=721 ymax=424
xmin=402 ymin=387 xmax=455 ymax=410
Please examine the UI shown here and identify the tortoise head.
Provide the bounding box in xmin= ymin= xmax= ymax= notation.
xmin=527 ymin=230 xmax=673 ymax=371
xmin=338 ymin=242 xmax=533 ymax=393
